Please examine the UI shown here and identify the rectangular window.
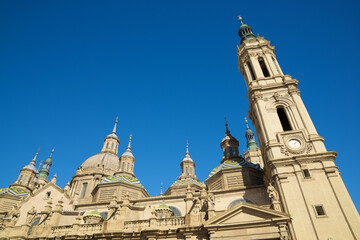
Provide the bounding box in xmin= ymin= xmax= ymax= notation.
xmin=186 ymin=167 xmax=188 ymax=175
xmin=302 ymin=169 xmax=311 ymax=178
xmin=80 ymin=183 xmax=88 ymax=198
xmin=122 ymin=162 xmax=125 ymax=171
xmin=314 ymin=205 xmax=326 ymax=217
xmin=127 ymin=163 xmax=130 ymax=171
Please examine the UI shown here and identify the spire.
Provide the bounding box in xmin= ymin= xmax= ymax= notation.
xmin=37 ymin=160 xmax=43 ymax=173
xmin=225 ymin=117 xmax=231 ymax=136
xmin=182 ymin=141 xmax=193 ymax=162
xmin=49 ymin=148 xmax=55 ymax=158
xmin=39 ymin=148 xmax=54 ymax=182
xmin=127 ymin=134 xmax=132 ymax=152
xmin=22 ymin=149 xmax=40 ymax=172
xmin=160 ymin=182 xmax=163 ymax=196
xmin=121 ymin=134 xmax=134 ymax=157
xmin=30 ymin=149 xmax=40 ymax=166
xmin=238 ymin=16 xmax=256 ymax=43
xmin=112 ymin=117 xmax=118 ymax=134
xmin=244 ymin=118 xmax=259 ymax=151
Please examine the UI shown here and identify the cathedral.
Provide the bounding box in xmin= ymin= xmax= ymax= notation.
xmin=1 ymin=18 xmax=359 ymax=240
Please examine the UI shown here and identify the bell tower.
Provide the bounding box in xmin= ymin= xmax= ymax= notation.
xmin=236 ymin=17 xmax=360 ymax=239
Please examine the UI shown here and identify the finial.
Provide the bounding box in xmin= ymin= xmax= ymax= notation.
xmin=186 ymin=140 xmax=189 ymax=155
xmin=245 ymin=117 xmax=249 ymax=129
xmin=31 ymin=148 xmax=40 ymax=164
xmin=160 ymin=182 xmax=163 ymax=196
xmin=127 ymin=134 xmax=132 ymax=151
xmin=37 ymin=160 xmax=43 ymax=173
xmin=238 ymin=15 xmax=243 ymax=25
xmin=224 ymin=117 xmax=230 ymax=135
xmin=49 ymin=148 xmax=55 ymax=158
xmin=112 ymin=117 xmax=118 ymax=134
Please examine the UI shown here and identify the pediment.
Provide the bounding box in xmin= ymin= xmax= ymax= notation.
xmin=204 ymin=202 xmax=289 ymax=227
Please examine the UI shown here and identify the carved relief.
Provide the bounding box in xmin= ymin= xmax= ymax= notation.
xmin=251 ymin=91 xmax=263 ymax=101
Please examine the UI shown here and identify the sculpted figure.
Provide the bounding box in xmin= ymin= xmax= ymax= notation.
xmin=26 ymin=206 xmax=37 ymax=224
xmin=207 ymin=193 xmax=215 ymax=208
xmin=9 ymin=205 xmax=20 ymax=225
xmin=267 ymin=182 xmax=279 ymax=202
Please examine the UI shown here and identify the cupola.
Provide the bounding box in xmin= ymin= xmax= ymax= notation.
xmin=238 ymin=16 xmax=256 ymax=43
xmin=180 ymin=142 xmax=197 ymax=180
xmin=39 ymin=149 xmax=54 ymax=182
xmin=220 ymin=119 xmax=240 ymax=162
xmin=101 ymin=117 xmax=120 ymax=155
xmin=118 ymin=135 xmax=136 ymax=177
xmin=245 ymin=118 xmax=259 ymax=151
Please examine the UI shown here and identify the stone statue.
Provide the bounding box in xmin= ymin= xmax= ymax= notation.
xmin=26 ymin=206 xmax=37 ymax=224
xmin=8 ymin=205 xmax=20 ymax=226
xmin=267 ymin=183 xmax=281 ymax=211
xmin=207 ymin=193 xmax=215 ymax=208
xmin=267 ymin=183 xmax=279 ymax=202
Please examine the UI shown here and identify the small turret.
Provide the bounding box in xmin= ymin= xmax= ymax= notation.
xmin=101 ymin=117 xmax=120 ymax=155
xmin=220 ymin=118 xmax=240 ymax=162
xmin=245 ymin=118 xmax=259 ymax=151
xmin=243 ymin=118 xmax=263 ymax=168
xmin=238 ymin=16 xmax=256 ymax=43
xmin=118 ymin=134 xmax=136 ymax=177
xmin=180 ymin=142 xmax=197 ymax=180
xmin=11 ymin=149 xmax=41 ymax=191
xmin=39 ymin=149 xmax=54 ymax=182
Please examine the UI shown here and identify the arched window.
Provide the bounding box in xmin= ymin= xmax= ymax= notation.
xmin=100 ymin=211 xmax=108 ymax=220
xmin=106 ymin=142 xmax=109 ymax=149
xmin=22 ymin=175 xmax=28 ymax=185
xmin=258 ymin=57 xmax=270 ymax=77
xmin=190 ymin=167 xmax=193 ymax=175
xmin=169 ymin=206 xmax=181 ymax=217
xmin=80 ymin=183 xmax=88 ymax=198
xmin=228 ymin=199 xmax=254 ymax=209
xmin=18 ymin=175 xmax=23 ymax=183
xmin=228 ymin=147 xmax=233 ymax=157
xmin=28 ymin=217 xmax=41 ymax=235
xmin=111 ymin=143 xmax=114 ymax=149
xmin=185 ymin=167 xmax=188 ymax=175
xmin=127 ymin=163 xmax=130 ymax=171
xmin=122 ymin=162 xmax=125 ymax=171
xmin=247 ymin=61 xmax=256 ymax=80
xmin=277 ymin=107 xmax=292 ymax=131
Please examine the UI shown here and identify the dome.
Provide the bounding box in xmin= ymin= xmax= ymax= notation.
xmin=83 ymin=210 xmax=104 ymax=222
xmin=106 ymin=133 xmax=119 ymax=141
xmin=156 ymin=204 xmax=174 ymax=214
xmin=100 ymin=175 xmax=144 ymax=188
xmin=22 ymin=164 xmax=37 ymax=172
xmin=207 ymin=159 xmax=262 ymax=179
xmin=81 ymin=152 xmax=120 ymax=171
xmin=221 ymin=134 xmax=238 ymax=143
xmin=121 ymin=151 xmax=134 ymax=158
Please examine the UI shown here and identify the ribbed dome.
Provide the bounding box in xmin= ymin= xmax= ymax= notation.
xmin=22 ymin=164 xmax=37 ymax=172
xmin=106 ymin=133 xmax=119 ymax=140
xmin=156 ymin=204 xmax=174 ymax=213
xmin=81 ymin=152 xmax=120 ymax=171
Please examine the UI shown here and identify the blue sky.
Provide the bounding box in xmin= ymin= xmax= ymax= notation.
xmin=1 ymin=1 xmax=359 ymax=209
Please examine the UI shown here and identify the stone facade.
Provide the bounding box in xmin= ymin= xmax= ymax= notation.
xmin=0 ymin=19 xmax=359 ymax=240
